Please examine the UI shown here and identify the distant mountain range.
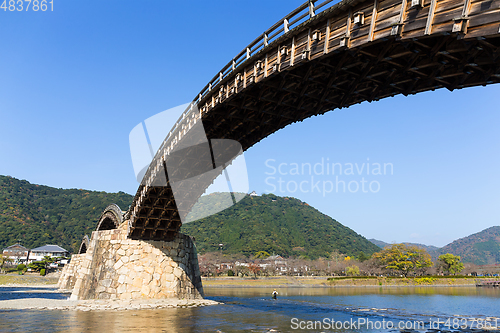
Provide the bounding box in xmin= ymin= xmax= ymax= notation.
xmin=370 ymin=226 xmax=500 ymax=265
xmin=368 ymin=239 xmax=440 ymax=254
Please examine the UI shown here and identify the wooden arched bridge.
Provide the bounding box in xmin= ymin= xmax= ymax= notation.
xmin=97 ymin=0 xmax=499 ymax=241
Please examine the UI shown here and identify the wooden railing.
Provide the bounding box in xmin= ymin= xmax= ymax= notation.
xmin=193 ymin=0 xmax=338 ymax=105
xmin=156 ymin=0 xmax=339 ymax=159
xmin=130 ymin=1 xmax=340 ymax=227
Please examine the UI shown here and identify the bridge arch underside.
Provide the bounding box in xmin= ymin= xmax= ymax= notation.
xmin=96 ymin=204 xmax=123 ymax=232
xmin=129 ymin=0 xmax=500 ymax=241
xmin=78 ymin=235 xmax=90 ymax=254
xmin=202 ymin=35 xmax=500 ymax=150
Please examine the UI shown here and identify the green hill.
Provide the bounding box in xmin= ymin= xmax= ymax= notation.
xmin=370 ymin=227 xmax=500 ymax=265
xmin=438 ymin=226 xmax=500 ymax=265
xmin=0 ymin=175 xmax=383 ymax=259
xmin=0 ymin=175 xmax=133 ymax=253
xmin=182 ymin=193 xmax=380 ymax=259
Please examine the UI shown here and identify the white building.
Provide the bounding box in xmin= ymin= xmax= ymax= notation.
xmin=2 ymin=244 xmax=29 ymax=264
xmin=28 ymin=245 xmax=69 ymax=263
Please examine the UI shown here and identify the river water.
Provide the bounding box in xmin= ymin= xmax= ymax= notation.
xmin=1 ymin=286 xmax=499 ymax=332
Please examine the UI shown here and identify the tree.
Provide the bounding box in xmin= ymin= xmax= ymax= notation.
xmin=0 ymin=254 xmax=12 ymax=273
xmin=438 ymin=253 xmax=464 ymax=275
xmin=254 ymin=251 xmax=270 ymax=259
xmin=356 ymin=251 xmax=371 ymax=262
xmin=28 ymin=256 xmax=54 ymax=273
xmin=372 ymin=244 xmax=433 ymax=277
xmin=248 ymin=263 xmax=261 ymax=278
xmin=345 ymin=265 xmax=360 ymax=276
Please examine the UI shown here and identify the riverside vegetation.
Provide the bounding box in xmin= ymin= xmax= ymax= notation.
xmin=0 ymin=176 xmax=379 ymax=258
xmin=1 ymin=175 xmax=498 ymax=275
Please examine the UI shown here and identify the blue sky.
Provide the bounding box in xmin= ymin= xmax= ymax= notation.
xmin=1 ymin=0 xmax=499 ymax=247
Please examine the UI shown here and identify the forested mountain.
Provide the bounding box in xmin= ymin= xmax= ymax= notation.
xmin=0 ymin=175 xmax=133 ymax=253
xmin=12 ymin=175 xmax=497 ymax=263
xmin=0 ymin=176 xmax=380 ymax=259
xmin=370 ymin=226 xmax=500 ymax=265
xmin=181 ymin=193 xmax=380 ymax=259
xmin=438 ymin=226 xmax=500 ymax=265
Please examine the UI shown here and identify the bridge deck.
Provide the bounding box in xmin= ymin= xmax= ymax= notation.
xmin=125 ymin=0 xmax=500 ymax=241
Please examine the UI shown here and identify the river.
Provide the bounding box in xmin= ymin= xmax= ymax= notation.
xmin=0 ymin=286 xmax=499 ymax=332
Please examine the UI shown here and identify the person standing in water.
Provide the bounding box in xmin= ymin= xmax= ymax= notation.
xmin=272 ymin=289 xmax=278 ymax=299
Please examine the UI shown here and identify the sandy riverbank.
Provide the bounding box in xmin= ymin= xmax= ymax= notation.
xmin=0 ymin=274 xmax=59 ymax=285
xmin=202 ymin=276 xmax=493 ymax=288
xmin=0 ymin=284 xmax=219 ymax=311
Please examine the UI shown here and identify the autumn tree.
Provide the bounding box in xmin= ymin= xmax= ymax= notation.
xmin=248 ymin=263 xmax=261 ymax=278
xmin=438 ymin=253 xmax=464 ymax=275
xmin=372 ymin=244 xmax=433 ymax=277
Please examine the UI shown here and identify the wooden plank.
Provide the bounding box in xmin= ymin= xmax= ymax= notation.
xmin=264 ymin=53 xmax=268 ymax=78
xmin=378 ymin=0 xmax=404 ymax=12
xmin=369 ymin=0 xmax=379 ymax=41
xmin=434 ymin=7 xmax=464 ymax=24
xmin=324 ymin=18 xmax=331 ymax=54
xmin=377 ymin=2 xmax=404 ymax=20
xmin=291 ymin=36 xmax=296 ymax=66
xmin=396 ymin=0 xmax=409 ymax=35
xmin=347 ymin=8 xmax=353 ymax=38
xmin=307 ymin=28 xmax=311 ymax=60
xmin=469 ymin=0 xmax=500 ymax=15
xmin=340 ymin=9 xmax=352 ymax=47
xmin=330 ymin=24 xmax=349 ymax=39
xmin=352 ymin=23 xmax=372 ymax=39
xmin=435 ymin=0 xmax=464 ymax=11
xmin=402 ymin=15 xmax=429 ymax=32
xmin=373 ymin=26 xmax=394 ymax=39
xmin=330 ymin=15 xmax=348 ymax=31
xmin=253 ymin=61 xmax=257 ymax=83
xmin=243 ymin=69 xmax=247 ymax=89
xmin=425 ymin=0 xmax=438 ymax=34
xmin=468 ymin=9 xmax=500 ymax=27
xmin=460 ymin=0 xmax=472 ymax=16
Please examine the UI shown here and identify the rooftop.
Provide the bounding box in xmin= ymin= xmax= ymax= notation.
xmin=3 ymin=243 xmax=28 ymax=251
xmin=30 ymin=245 xmax=69 ymax=253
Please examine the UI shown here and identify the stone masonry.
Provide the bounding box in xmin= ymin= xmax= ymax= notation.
xmin=57 ymin=227 xmax=203 ymax=300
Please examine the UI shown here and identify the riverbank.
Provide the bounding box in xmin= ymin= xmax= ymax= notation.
xmin=0 ymin=274 xmax=59 ymax=285
xmin=202 ymin=276 xmax=498 ymax=287
xmin=0 ymin=284 xmax=219 ymax=311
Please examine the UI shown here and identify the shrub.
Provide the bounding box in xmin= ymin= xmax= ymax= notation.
xmin=40 ymin=269 xmax=46 ymax=276
xmin=17 ymin=264 xmax=26 ymax=271
xmin=414 ymin=277 xmax=437 ymax=284
xmin=227 ymin=270 xmax=235 ymax=277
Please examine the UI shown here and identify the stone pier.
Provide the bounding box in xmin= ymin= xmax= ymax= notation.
xmin=58 ymin=227 xmax=203 ymax=300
